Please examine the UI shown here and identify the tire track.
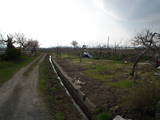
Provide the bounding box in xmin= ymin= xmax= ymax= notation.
xmin=0 ymin=54 xmax=50 ymax=120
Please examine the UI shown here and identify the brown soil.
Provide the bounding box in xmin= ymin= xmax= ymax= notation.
xmin=56 ymin=58 xmax=126 ymax=115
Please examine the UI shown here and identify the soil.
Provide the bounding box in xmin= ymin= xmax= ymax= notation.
xmin=56 ymin=58 xmax=126 ymax=115
xmin=0 ymin=54 xmax=51 ymax=120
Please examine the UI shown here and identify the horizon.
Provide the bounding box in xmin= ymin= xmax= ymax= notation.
xmin=0 ymin=0 xmax=159 ymax=47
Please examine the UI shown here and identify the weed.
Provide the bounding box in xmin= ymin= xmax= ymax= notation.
xmin=121 ymin=80 xmax=160 ymax=119
xmin=96 ymin=112 xmax=112 ymax=120
xmin=0 ymin=55 xmax=37 ymax=86
xmin=55 ymin=112 xmax=65 ymax=120
xmin=108 ymin=80 xmax=134 ymax=88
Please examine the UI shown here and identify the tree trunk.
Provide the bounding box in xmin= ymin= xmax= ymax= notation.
xmin=79 ymin=48 xmax=82 ymax=63
xmin=130 ymin=50 xmax=147 ymax=76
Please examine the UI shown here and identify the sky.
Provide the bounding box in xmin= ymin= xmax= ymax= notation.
xmin=0 ymin=0 xmax=159 ymax=47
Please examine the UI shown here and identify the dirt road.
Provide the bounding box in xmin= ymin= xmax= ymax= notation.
xmin=0 ymin=54 xmax=51 ymax=120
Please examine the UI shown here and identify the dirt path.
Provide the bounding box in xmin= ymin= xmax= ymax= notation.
xmin=0 ymin=54 xmax=51 ymax=120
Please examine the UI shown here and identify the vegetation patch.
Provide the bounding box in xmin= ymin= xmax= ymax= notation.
xmin=108 ymin=80 xmax=133 ymax=88
xmin=56 ymin=54 xmax=160 ymax=120
xmin=39 ymin=55 xmax=82 ymax=120
xmin=121 ymin=80 xmax=160 ymax=120
xmin=96 ymin=112 xmax=112 ymax=120
xmin=0 ymin=55 xmax=37 ymax=86
xmin=81 ymin=59 xmax=132 ymax=88
xmin=54 ymin=112 xmax=65 ymax=120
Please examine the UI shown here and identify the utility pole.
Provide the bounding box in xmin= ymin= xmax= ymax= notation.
xmin=107 ymin=36 xmax=109 ymax=48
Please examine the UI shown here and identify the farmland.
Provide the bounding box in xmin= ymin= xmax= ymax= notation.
xmin=54 ymin=52 xmax=160 ymax=120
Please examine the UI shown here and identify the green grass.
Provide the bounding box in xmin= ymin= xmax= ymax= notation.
xmin=96 ymin=112 xmax=112 ymax=120
xmin=108 ymin=80 xmax=134 ymax=88
xmin=55 ymin=112 xmax=65 ymax=120
xmin=39 ymin=55 xmax=49 ymax=95
xmin=61 ymin=54 xmax=133 ymax=88
xmin=58 ymin=54 xmax=160 ymax=119
xmin=60 ymin=54 xmax=160 ymax=89
xmin=60 ymin=54 xmax=78 ymax=60
xmin=81 ymin=59 xmax=132 ymax=88
xmin=61 ymin=54 xmax=159 ymax=88
xmin=0 ymin=55 xmax=37 ymax=86
xmin=39 ymin=55 xmax=55 ymax=119
xmin=39 ymin=55 xmax=65 ymax=120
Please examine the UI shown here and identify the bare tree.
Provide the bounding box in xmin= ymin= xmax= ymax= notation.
xmin=97 ymin=44 xmax=103 ymax=59
xmin=0 ymin=34 xmax=22 ymax=60
xmin=0 ymin=34 xmax=16 ymax=49
xmin=71 ymin=40 xmax=78 ymax=48
xmin=0 ymin=34 xmax=5 ymax=48
xmin=26 ymin=39 xmax=39 ymax=55
xmin=55 ymin=46 xmax=62 ymax=58
xmin=130 ymin=30 xmax=160 ymax=77
xmin=15 ymin=33 xmax=27 ymax=49
xmin=71 ymin=40 xmax=83 ymax=62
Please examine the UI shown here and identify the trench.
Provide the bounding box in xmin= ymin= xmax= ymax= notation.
xmin=49 ymin=56 xmax=89 ymax=120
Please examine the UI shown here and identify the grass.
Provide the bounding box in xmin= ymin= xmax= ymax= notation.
xmin=96 ymin=112 xmax=112 ymax=120
xmin=39 ymin=55 xmax=55 ymax=119
xmin=81 ymin=59 xmax=133 ymax=88
xmin=54 ymin=112 xmax=64 ymax=120
xmin=39 ymin=55 xmax=65 ymax=120
xmin=39 ymin=55 xmax=51 ymax=98
xmin=108 ymin=80 xmax=134 ymax=88
xmin=40 ymin=55 xmax=83 ymax=120
xmin=60 ymin=54 xmax=159 ymax=88
xmin=0 ymin=55 xmax=37 ymax=86
xmin=59 ymin=54 xmax=160 ymax=119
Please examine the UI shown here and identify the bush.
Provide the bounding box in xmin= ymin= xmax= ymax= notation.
xmin=0 ymin=55 xmax=4 ymax=61
xmin=96 ymin=112 xmax=112 ymax=120
xmin=122 ymin=80 xmax=160 ymax=119
xmin=55 ymin=112 xmax=64 ymax=120
xmin=5 ymin=48 xmax=21 ymax=61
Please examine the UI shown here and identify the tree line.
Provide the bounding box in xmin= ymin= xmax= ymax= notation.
xmin=0 ymin=33 xmax=39 ymax=61
xmin=53 ymin=29 xmax=160 ymax=78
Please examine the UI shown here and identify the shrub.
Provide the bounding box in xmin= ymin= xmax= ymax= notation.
xmin=54 ymin=112 xmax=64 ymax=120
xmin=5 ymin=48 xmax=21 ymax=61
xmin=96 ymin=112 xmax=112 ymax=120
xmin=122 ymin=80 xmax=160 ymax=119
xmin=0 ymin=54 xmax=5 ymax=61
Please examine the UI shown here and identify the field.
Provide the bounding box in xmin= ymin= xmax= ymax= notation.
xmin=55 ymin=54 xmax=160 ymax=120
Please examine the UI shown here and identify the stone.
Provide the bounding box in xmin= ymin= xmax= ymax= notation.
xmin=154 ymin=72 xmax=160 ymax=76
xmin=157 ymin=66 xmax=160 ymax=70
xmin=124 ymin=61 xmax=128 ymax=64
xmin=113 ymin=115 xmax=132 ymax=120
xmin=113 ymin=115 xmax=125 ymax=120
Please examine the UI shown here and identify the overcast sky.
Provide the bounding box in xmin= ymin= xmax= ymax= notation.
xmin=0 ymin=0 xmax=159 ymax=47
